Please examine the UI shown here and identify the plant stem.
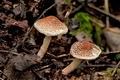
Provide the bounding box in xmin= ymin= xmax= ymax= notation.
xmin=62 ymin=58 xmax=81 ymax=75
xmin=104 ymin=0 xmax=109 ymax=28
xmin=87 ymin=4 xmax=120 ymax=23
xmin=112 ymin=61 xmax=120 ymax=76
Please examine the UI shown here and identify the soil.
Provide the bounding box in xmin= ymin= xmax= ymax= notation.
xmin=0 ymin=0 xmax=120 ymax=80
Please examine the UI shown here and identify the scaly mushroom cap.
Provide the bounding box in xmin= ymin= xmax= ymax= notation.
xmin=34 ymin=16 xmax=68 ymax=36
xmin=70 ymin=41 xmax=101 ymax=60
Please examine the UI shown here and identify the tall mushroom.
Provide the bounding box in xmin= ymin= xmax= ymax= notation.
xmin=34 ymin=16 xmax=68 ymax=60
xmin=62 ymin=40 xmax=101 ymax=75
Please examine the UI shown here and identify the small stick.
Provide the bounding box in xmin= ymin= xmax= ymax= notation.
xmin=31 ymin=69 xmax=47 ymax=80
xmin=0 ymin=50 xmax=20 ymax=56
xmin=68 ymin=3 xmax=84 ymax=17
xmin=87 ymin=4 xmax=120 ymax=23
xmin=0 ymin=70 xmax=8 ymax=79
xmin=57 ymin=54 xmax=70 ymax=58
xmin=80 ymin=64 xmax=120 ymax=68
xmin=101 ymin=51 xmax=120 ymax=55
xmin=0 ymin=78 xmax=4 ymax=80
xmin=104 ymin=0 xmax=110 ymax=28
xmin=47 ymin=52 xmax=58 ymax=59
xmin=112 ymin=61 xmax=120 ymax=76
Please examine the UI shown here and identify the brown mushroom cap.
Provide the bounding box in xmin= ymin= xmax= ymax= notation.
xmin=34 ymin=16 xmax=68 ymax=36
xmin=70 ymin=41 xmax=101 ymax=60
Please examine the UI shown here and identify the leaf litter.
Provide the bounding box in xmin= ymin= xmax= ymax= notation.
xmin=0 ymin=0 xmax=120 ymax=80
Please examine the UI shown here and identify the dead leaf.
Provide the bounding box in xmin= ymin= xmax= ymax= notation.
xmin=3 ymin=54 xmax=39 ymax=80
xmin=104 ymin=27 xmax=120 ymax=51
xmin=3 ymin=57 xmax=17 ymax=80
xmin=68 ymin=76 xmax=83 ymax=80
xmin=0 ymin=13 xmax=28 ymax=32
xmin=13 ymin=4 xmax=22 ymax=16
xmin=6 ymin=19 xmax=28 ymax=32
xmin=19 ymin=70 xmax=36 ymax=80
xmin=14 ymin=54 xmax=39 ymax=71
xmin=0 ymin=54 xmax=7 ymax=67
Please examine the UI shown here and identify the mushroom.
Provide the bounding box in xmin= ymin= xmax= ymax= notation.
xmin=34 ymin=16 xmax=68 ymax=60
xmin=62 ymin=40 xmax=101 ymax=75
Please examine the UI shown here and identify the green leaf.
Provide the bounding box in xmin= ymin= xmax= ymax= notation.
xmin=69 ymin=28 xmax=81 ymax=36
xmin=114 ymin=54 xmax=120 ymax=60
xmin=64 ymin=0 xmax=71 ymax=4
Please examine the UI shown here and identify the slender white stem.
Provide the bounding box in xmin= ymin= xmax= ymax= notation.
xmin=62 ymin=58 xmax=81 ymax=75
xmin=37 ymin=36 xmax=52 ymax=60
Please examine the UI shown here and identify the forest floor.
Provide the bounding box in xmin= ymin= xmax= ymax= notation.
xmin=0 ymin=0 xmax=120 ymax=80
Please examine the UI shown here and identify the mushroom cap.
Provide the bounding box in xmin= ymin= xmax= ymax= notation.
xmin=70 ymin=41 xmax=101 ymax=60
xmin=34 ymin=16 xmax=68 ymax=36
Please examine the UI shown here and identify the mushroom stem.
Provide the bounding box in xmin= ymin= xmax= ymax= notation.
xmin=37 ymin=36 xmax=52 ymax=60
xmin=62 ymin=58 xmax=81 ymax=75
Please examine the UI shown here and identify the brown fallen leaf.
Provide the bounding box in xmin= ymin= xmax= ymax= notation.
xmin=3 ymin=54 xmax=39 ymax=80
xmin=68 ymin=76 xmax=83 ymax=80
xmin=103 ymin=27 xmax=120 ymax=51
xmin=19 ymin=70 xmax=36 ymax=80
xmin=14 ymin=54 xmax=39 ymax=71
xmin=0 ymin=13 xmax=29 ymax=32
xmin=6 ymin=19 xmax=28 ymax=32
xmin=0 ymin=53 xmax=7 ymax=67
xmin=3 ymin=57 xmax=17 ymax=80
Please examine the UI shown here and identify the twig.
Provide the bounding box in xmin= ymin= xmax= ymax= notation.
xmin=39 ymin=64 xmax=53 ymax=71
xmin=38 ymin=3 xmax=56 ymax=19
xmin=112 ymin=61 xmax=120 ymax=76
xmin=101 ymin=51 xmax=120 ymax=55
xmin=80 ymin=64 xmax=120 ymax=68
xmin=0 ymin=50 xmax=20 ymax=56
xmin=47 ymin=52 xmax=58 ymax=59
xmin=90 ymin=18 xmax=105 ymax=28
xmin=47 ymin=52 xmax=70 ymax=59
xmin=87 ymin=4 xmax=120 ymax=23
xmin=0 ymin=70 xmax=8 ymax=79
xmin=69 ymin=4 xmax=84 ymax=16
xmin=104 ymin=0 xmax=109 ymax=28
xmin=57 ymin=54 xmax=70 ymax=58
xmin=0 ymin=78 xmax=4 ymax=80
xmin=31 ymin=69 xmax=47 ymax=80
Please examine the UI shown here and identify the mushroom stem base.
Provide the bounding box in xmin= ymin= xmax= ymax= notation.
xmin=37 ymin=36 xmax=52 ymax=60
xmin=62 ymin=58 xmax=81 ymax=75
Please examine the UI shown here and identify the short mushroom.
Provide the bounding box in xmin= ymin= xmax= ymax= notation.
xmin=62 ymin=40 xmax=101 ymax=75
xmin=34 ymin=16 xmax=68 ymax=60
